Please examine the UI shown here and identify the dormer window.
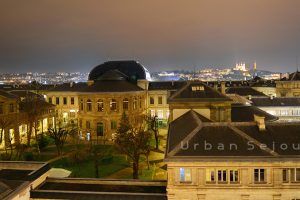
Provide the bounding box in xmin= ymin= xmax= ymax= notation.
xmin=191 ymin=85 xmax=204 ymax=91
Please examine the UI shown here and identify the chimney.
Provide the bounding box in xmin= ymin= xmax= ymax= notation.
xmin=254 ymin=114 xmax=266 ymax=131
xmin=70 ymin=82 xmax=74 ymax=87
xmin=214 ymin=83 xmax=218 ymax=91
xmin=87 ymin=80 xmax=94 ymax=86
xmin=221 ymin=82 xmax=226 ymax=94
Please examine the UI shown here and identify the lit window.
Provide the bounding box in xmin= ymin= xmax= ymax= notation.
xmin=86 ymin=99 xmax=92 ymax=112
xmin=191 ymin=85 xmax=204 ymax=91
xmin=206 ymin=169 xmax=216 ymax=182
xmin=133 ymin=97 xmax=137 ymax=110
xmin=97 ymin=100 xmax=104 ymax=112
xmin=291 ymin=168 xmax=300 ymax=182
xmin=110 ymin=99 xmax=117 ymax=111
xmin=254 ymin=169 xmax=266 ymax=183
xmin=157 ymin=110 xmax=163 ymax=119
xmin=123 ymin=98 xmax=129 ymax=110
xmin=150 ymin=110 xmax=156 ymax=117
xmin=283 ymin=169 xmax=289 ymax=183
xmin=179 ymin=168 xmax=191 ymax=182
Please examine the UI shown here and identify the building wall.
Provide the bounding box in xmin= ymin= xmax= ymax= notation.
xmin=276 ymin=81 xmax=300 ymax=97
xmin=258 ymin=106 xmax=300 ymax=121
xmin=147 ymin=90 xmax=170 ymax=122
xmin=252 ymin=87 xmax=276 ymax=97
xmin=77 ymin=91 xmax=146 ymax=141
xmin=167 ymin=161 xmax=300 ymax=200
xmin=45 ymin=92 xmax=79 ymax=127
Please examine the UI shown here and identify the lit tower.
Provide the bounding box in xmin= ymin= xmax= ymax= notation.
xmin=253 ymin=61 xmax=257 ymax=77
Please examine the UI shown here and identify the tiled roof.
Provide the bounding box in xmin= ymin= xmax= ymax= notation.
xmin=168 ymin=81 xmax=232 ymax=103
xmin=226 ymin=87 xmax=267 ymax=97
xmin=166 ymin=110 xmax=300 ymax=158
xmin=231 ymin=104 xmax=278 ymax=122
xmin=0 ymin=90 xmax=17 ymax=99
xmin=148 ymin=81 xmax=187 ymax=91
xmin=251 ymin=97 xmax=300 ymax=107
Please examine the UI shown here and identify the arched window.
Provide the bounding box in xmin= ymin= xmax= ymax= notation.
xmin=97 ymin=122 xmax=104 ymax=136
xmin=133 ymin=97 xmax=137 ymax=110
xmin=110 ymin=99 xmax=117 ymax=111
xmin=97 ymin=99 xmax=104 ymax=112
xmin=86 ymin=99 xmax=92 ymax=112
xmin=123 ymin=98 xmax=129 ymax=110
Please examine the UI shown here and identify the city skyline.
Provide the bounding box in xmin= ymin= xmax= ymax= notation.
xmin=1 ymin=0 xmax=300 ymax=73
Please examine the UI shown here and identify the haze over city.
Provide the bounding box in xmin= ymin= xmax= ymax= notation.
xmin=1 ymin=0 xmax=300 ymax=73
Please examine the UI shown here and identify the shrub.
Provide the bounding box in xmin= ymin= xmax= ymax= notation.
xmin=23 ymin=152 xmax=34 ymax=161
xmin=37 ymin=134 xmax=53 ymax=150
xmin=0 ymin=153 xmax=11 ymax=161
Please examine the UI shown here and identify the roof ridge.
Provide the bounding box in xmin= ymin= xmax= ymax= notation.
xmin=168 ymin=81 xmax=190 ymax=100
xmin=167 ymin=111 xmax=203 ymax=157
xmin=227 ymin=124 xmax=279 ymax=156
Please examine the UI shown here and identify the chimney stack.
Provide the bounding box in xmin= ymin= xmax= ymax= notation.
xmin=254 ymin=114 xmax=266 ymax=131
xmin=221 ymin=82 xmax=226 ymax=94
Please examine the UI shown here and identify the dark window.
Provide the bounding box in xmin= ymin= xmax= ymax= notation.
xmin=123 ymin=98 xmax=129 ymax=110
xmin=254 ymin=169 xmax=265 ymax=183
xmin=9 ymin=103 xmax=14 ymax=112
xmin=71 ymin=97 xmax=75 ymax=105
xmin=56 ymin=97 xmax=60 ymax=105
xmin=97 ymin=122 xmax=104 ymax=136
xmin=0 ymin=104 xmax=3 ymax=114
xmin=48 ymin=97 xmax=52 ymax=104
xmin=63 ymin=97 xmax=67 ymax=105
xmin=150 ymin=96 xmax=154 ymax=105
xmin=86 ymin=121 xmax=91 ymax=129
xmin=158 ymin=96 xmax=163 ymax=104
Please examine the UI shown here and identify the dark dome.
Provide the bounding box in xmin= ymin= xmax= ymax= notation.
xmin=88 ymin=60 xmax=151 ymax=82
xmin=98 ymin=70 xmax=127 ymax=81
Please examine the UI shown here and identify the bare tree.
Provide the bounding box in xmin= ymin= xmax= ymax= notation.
xmin=114 ymin=112 xmax=152 ymax=179
xmin=146 ymin=115 xmax=160 ymax=150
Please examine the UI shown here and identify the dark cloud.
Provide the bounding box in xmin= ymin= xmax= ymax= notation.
xmin=0 ymin=0 xmax=300 ymax=73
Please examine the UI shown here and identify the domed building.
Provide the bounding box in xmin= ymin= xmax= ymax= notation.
xmin=45 ymin=61 xmax=148 ymax=142
xmin=88 ymin=60 xmax=152 ymax=82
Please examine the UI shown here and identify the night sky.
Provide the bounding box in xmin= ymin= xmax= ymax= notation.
xmin=1 ymin=0 xmax=300 ymax=73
